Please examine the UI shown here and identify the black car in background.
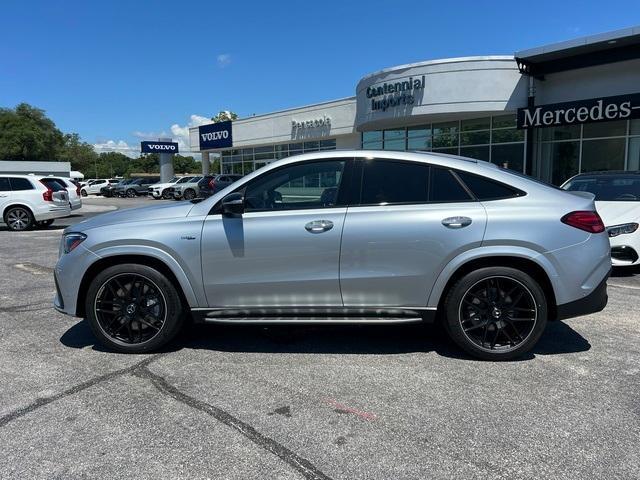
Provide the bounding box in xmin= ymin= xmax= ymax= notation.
xmin=114 ymin=177 xmax=160 ymax=197
xmin=101 ymin=178 xmax=133 ymax=197
xmin=199 ymin=174 xmax=243 ymax=198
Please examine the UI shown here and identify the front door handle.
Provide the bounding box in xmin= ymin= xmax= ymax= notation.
xmin=305 ymin=220 xmax=334 ymax=233
xmin=442 ymin=216 xmax=472 ymax=229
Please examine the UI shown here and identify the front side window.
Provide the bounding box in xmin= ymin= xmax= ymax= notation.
xmin=9 ymin=178 xmax=34 ymax=191
xmin=244 ymin=160 xmax=346 ymax=212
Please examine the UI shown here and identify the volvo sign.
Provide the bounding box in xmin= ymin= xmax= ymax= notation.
xmin=517 ymin=93 xmax=640 ymax=129
xmin=141 ymin=141 xmax=179 ymax=153
xmin=199 ymin=121 xmax=233 ymax=149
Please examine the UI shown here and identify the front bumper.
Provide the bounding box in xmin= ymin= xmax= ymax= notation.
xmin=556 ymin=270 xmax=610 ymax=321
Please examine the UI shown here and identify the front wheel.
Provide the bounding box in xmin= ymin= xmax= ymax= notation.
xmin=443 ymin=267 xmax=548 ymax=361
xmin=161 ymin=189 xmax=172 ymax=200
xmin=81 ymin=189 xmax=88 ymax=197
xmin=126 ymin=189 xmax=137 ymax=198
xmin=183 ymin=189 xmax=196 ymax=200
xmin=85 ymin=264 xmax=185 ymax=353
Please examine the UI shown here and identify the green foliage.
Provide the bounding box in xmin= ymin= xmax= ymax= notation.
xmin=173 ymin=154 xmax=199 ymax=174
xmin=0 ymin=103 xmax=64 ymax=160
xmin=211 ymin=110 xmax=238 ymax=123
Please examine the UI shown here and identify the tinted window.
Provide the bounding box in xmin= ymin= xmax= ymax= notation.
xmin=9 ymin=178 xmax=34 ymax=191
xmin=0 ymin=178 xmax=10 ymax=192
xmin=244 ymin=160 xmax=345 ymax=212
xmin=360 ymin=160 xmax=429 ymax=205
xmin=40 ymin=179 xmax=66 ymax=191
xmin=456 ymin=171 xmax=522 ymax=200
xmin=563 ymin=175 xmax=640 ymax=201
xmin=430 ymin=168 xmax=472 ymax=202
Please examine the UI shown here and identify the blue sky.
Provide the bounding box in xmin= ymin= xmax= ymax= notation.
xmin=1 ymin=0 xmax=639 ymax=157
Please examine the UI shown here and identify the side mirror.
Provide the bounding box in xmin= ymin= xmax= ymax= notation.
xmin=222 ymin=192 xmax=245 ymax=216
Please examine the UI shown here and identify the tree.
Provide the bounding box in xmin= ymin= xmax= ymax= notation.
xmin=58 ymin=133 xmax=98 ymax=173
xmin=211 ymin=110 xmax=238 ymax=123
xmin=0 ymin=103 xmax=64 ymax=160
xmin=173 ymin=154 xmax=198 ymax=174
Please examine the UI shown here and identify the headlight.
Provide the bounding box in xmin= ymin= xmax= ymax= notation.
xmin=607 ymin=223 xmax=639 ymax=238
xmin=63 ymin=232 xmax=87 ymax=253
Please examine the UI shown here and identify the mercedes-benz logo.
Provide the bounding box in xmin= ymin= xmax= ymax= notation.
xmin=126 ymin=304 xmax=137 ymax=315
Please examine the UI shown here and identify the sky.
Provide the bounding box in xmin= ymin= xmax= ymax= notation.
xmin=1 ymin=0 xmax=640 ymax=158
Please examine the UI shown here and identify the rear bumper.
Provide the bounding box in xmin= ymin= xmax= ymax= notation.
xmin=35 ymin=206 xmax=72 ymax=221
xmin=555 ymin=270 xmax=610 ymax=321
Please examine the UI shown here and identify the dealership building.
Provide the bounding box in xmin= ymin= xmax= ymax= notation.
xmin=190 ymin=26 xmax=640 ymax=185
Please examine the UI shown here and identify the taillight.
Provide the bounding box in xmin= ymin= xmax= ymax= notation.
xmin=561 ymin=211 xmax=605 ymax=233
xmin=76 ymin=185 xmax=81 ymax=196
xmin=209 ymin=178 xmax=216 ymax=189
xmin=39 ymin=180 xmax=53 ymax=201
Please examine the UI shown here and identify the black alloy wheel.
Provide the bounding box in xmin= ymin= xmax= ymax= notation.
xmin=444 ymin=267 xmax=548 ymax=360
xmin=126 ymin=189 xmax=137 ymax=198
xmin=5 ymin=206 xmax=34 ymax=231
xmin=183 ymin=189 xmax=196 ymax=200
xmin=161 ymin=189 xmax=172 ymax=199
xmin=81 ymin=189 xmax=88 ymax=197
xmin=85 ymin=264 xmax=184 ymax=353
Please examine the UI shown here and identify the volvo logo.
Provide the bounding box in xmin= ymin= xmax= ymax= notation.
xmin=147 ymin=144 xmax=176 ymax=151
xmin=200 ymin=130 xmax=229 ymax=142
xmin=140 ymin=141 xmax=179 ymax=154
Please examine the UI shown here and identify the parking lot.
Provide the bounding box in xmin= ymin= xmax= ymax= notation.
xmin=0 ymin=196 xmax=639 ymax=480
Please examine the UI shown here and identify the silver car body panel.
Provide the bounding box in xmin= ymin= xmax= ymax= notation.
xmin=54 ymin=150 xmax=610 ymax=319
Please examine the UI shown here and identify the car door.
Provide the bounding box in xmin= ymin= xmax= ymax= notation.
xmin=0 ymin=177 xmax=12 ymax=213
xmin=339 ymin=159 xmax=487 ymax=307
xmin=200 ymin=158 xmax=351 ymax=307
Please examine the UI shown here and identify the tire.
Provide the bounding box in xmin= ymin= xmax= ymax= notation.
xmin=443 ymin=267 xmax=548 ymax=361
xmin=183 ymin=189 xmax=196 ymax=200
xmin=4 ymin=206 xmax=34 ymax=231
xmin=81 ymin=189 xmax=88 ymax=197
xmin=126 ymin=189 xmax=137 ymax=198
xmin=35 ymin=219 xmax=54 ymax=228
xmin=85 ymin=263 xmax=185 ymax=353
xmin=161 ymin=190 xmax=171 ymax=200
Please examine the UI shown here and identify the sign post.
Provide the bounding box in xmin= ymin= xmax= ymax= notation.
xmin=141 ymin=139 xmax=179 ymax=183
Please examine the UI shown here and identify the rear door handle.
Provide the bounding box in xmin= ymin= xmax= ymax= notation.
xmin=305 ymin=220 xmax=334 ymax=233
xmin=442 ymin=216 xmax=472 ymax=229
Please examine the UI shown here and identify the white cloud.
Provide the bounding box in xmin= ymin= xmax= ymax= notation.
xmin=217 ymin=53 xmax=231 ymax=68
xmin=169 ymin=114 xmax=211 ymax=155
xmin=92 ymin=139 xmax=138 ymax=158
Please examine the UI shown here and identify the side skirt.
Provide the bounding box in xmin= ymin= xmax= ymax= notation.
xmin=190 ymin=307 xmax=436 ymax=325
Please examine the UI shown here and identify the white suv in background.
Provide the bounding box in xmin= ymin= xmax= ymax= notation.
xmin=81 ymin=179 xmax=118 ymax=196
xmin=46 ymin=176 xmax=82 ymax=211
xmin=0 ymin=175 xmax=71 ymax=231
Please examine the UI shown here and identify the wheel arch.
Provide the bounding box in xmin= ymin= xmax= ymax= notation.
xmin=430 ymin=253 xmax=558 ymax=321
xmin=3 ymin=203 xmax=34 ymax=221
xmin=75 ymin=253 xmax=197 ymax=317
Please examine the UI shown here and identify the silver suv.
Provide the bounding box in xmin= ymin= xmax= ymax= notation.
xmin=53 ymin=151 xmax=611 ymax=360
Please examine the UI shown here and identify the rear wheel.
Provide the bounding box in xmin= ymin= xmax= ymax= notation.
xmin=5 ymin=206 xmax=34 ymax=231
xmin=81 ymin=189 xmax=88 ymax=197
xmin=126 ymin=189 xmax=137 ymax=198
xmin=443 ymin=267 xmax=548 ymax=361
xmin=183 ymin=188 xmax=196 ymax=200
xmin=85 ymin=264 xmax=185 ymax=353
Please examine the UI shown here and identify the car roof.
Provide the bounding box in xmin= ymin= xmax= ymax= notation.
xmin=570 ymin=170 xmax=640 ymax=177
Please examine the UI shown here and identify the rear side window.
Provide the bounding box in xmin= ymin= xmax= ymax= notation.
xmin=9 ymin=178 xmax=34 ymax=191
xmin=430 ymin=167 xmax=472 ymax=202
xmin=0 ymin=178 xmax=10 ymax=191
xmin=360 ymin=160 xmax=429 ymax=205
xmin=456 ymin=171 xmax=523 ymax=200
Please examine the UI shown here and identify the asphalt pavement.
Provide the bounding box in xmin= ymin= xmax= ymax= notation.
xmin=0 ymin=196 xmax=639 ymax=479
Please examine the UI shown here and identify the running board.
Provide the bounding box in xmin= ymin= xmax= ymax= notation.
xmin=191 ymin=307 xmax=435 ymax=325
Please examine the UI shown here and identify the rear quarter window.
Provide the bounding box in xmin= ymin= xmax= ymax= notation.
xmin=455 ymin=171 xmax=524 ymax=200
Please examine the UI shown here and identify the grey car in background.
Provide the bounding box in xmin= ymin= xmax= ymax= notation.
xmin=53 ymin=151 xmax=611 ymax=360
xmin=114 ymin=177 xmax=160 ymax=197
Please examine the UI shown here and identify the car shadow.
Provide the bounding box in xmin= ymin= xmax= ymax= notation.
xmin=60 ymin=318 xmax=590 ymax=361
xmin=611 ymin=265 xmax=640 ymax=277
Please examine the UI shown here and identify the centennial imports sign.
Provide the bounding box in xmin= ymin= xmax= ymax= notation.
xmin=199 ymin=121 xmax=233 ymax=149
xmin=141 ymin=141 xmax=179 ymax=153
xmin=366 ymin=75 xmax=426 ymax=112
xmin=517 ymin=93 xmax=640 ymax=129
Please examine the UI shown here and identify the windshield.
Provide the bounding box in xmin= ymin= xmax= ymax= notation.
xmin=563 ymin=175 xmax=640 ymax=201
xmin=176 ymin=177 xmax=193 ymax=184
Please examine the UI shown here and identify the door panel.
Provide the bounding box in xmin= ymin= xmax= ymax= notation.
xmin=339 ymin=203 xmax=486 ymax=307
xmin=201 ymin=208 xmax=346 ymax=307
xmin=0 ymin=177 xmax=12 ymax=213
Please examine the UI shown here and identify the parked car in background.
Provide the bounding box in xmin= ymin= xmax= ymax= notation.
xmin=169 ymin=176 xmax=207 ymax=200
xmin=200 ymin=174 xmax=243 ymax=198
xmin=54 ymin=151 xmax=610 ymax=360
xmin=114 ymin=177 xmax=160 ymax=198
xmin=148 ymin=176 xmax=194 ymax=199
xmin=81 ymin=179 xmax=119 ymax=197
xmin=1 ymin=174 xmax=71 ymax=231
xmin=45 ymin=176 xmax=82 ymax=211
xmin=562 ymin=170 xmax=640 ymax=267
xmin=100 ymin=179 xmax=131 ymax=197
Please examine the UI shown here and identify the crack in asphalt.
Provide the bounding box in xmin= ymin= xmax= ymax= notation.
xmin=0 ymin=355 xmax=162 ymax=428
xmin=133 ymin=366 xmax=334 ymax=480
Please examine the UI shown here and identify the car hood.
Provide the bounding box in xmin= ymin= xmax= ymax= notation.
xmin=150 ymin=182 xmax=175 ymax=189
xmin=68 ymin=202 xmax=195 ymax=232
xmin=595 ymin=201 xmax=640 ymax=226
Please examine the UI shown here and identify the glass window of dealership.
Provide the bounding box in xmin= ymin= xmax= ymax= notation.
xmin=362 ymin=115 xmax=640 ymax=185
